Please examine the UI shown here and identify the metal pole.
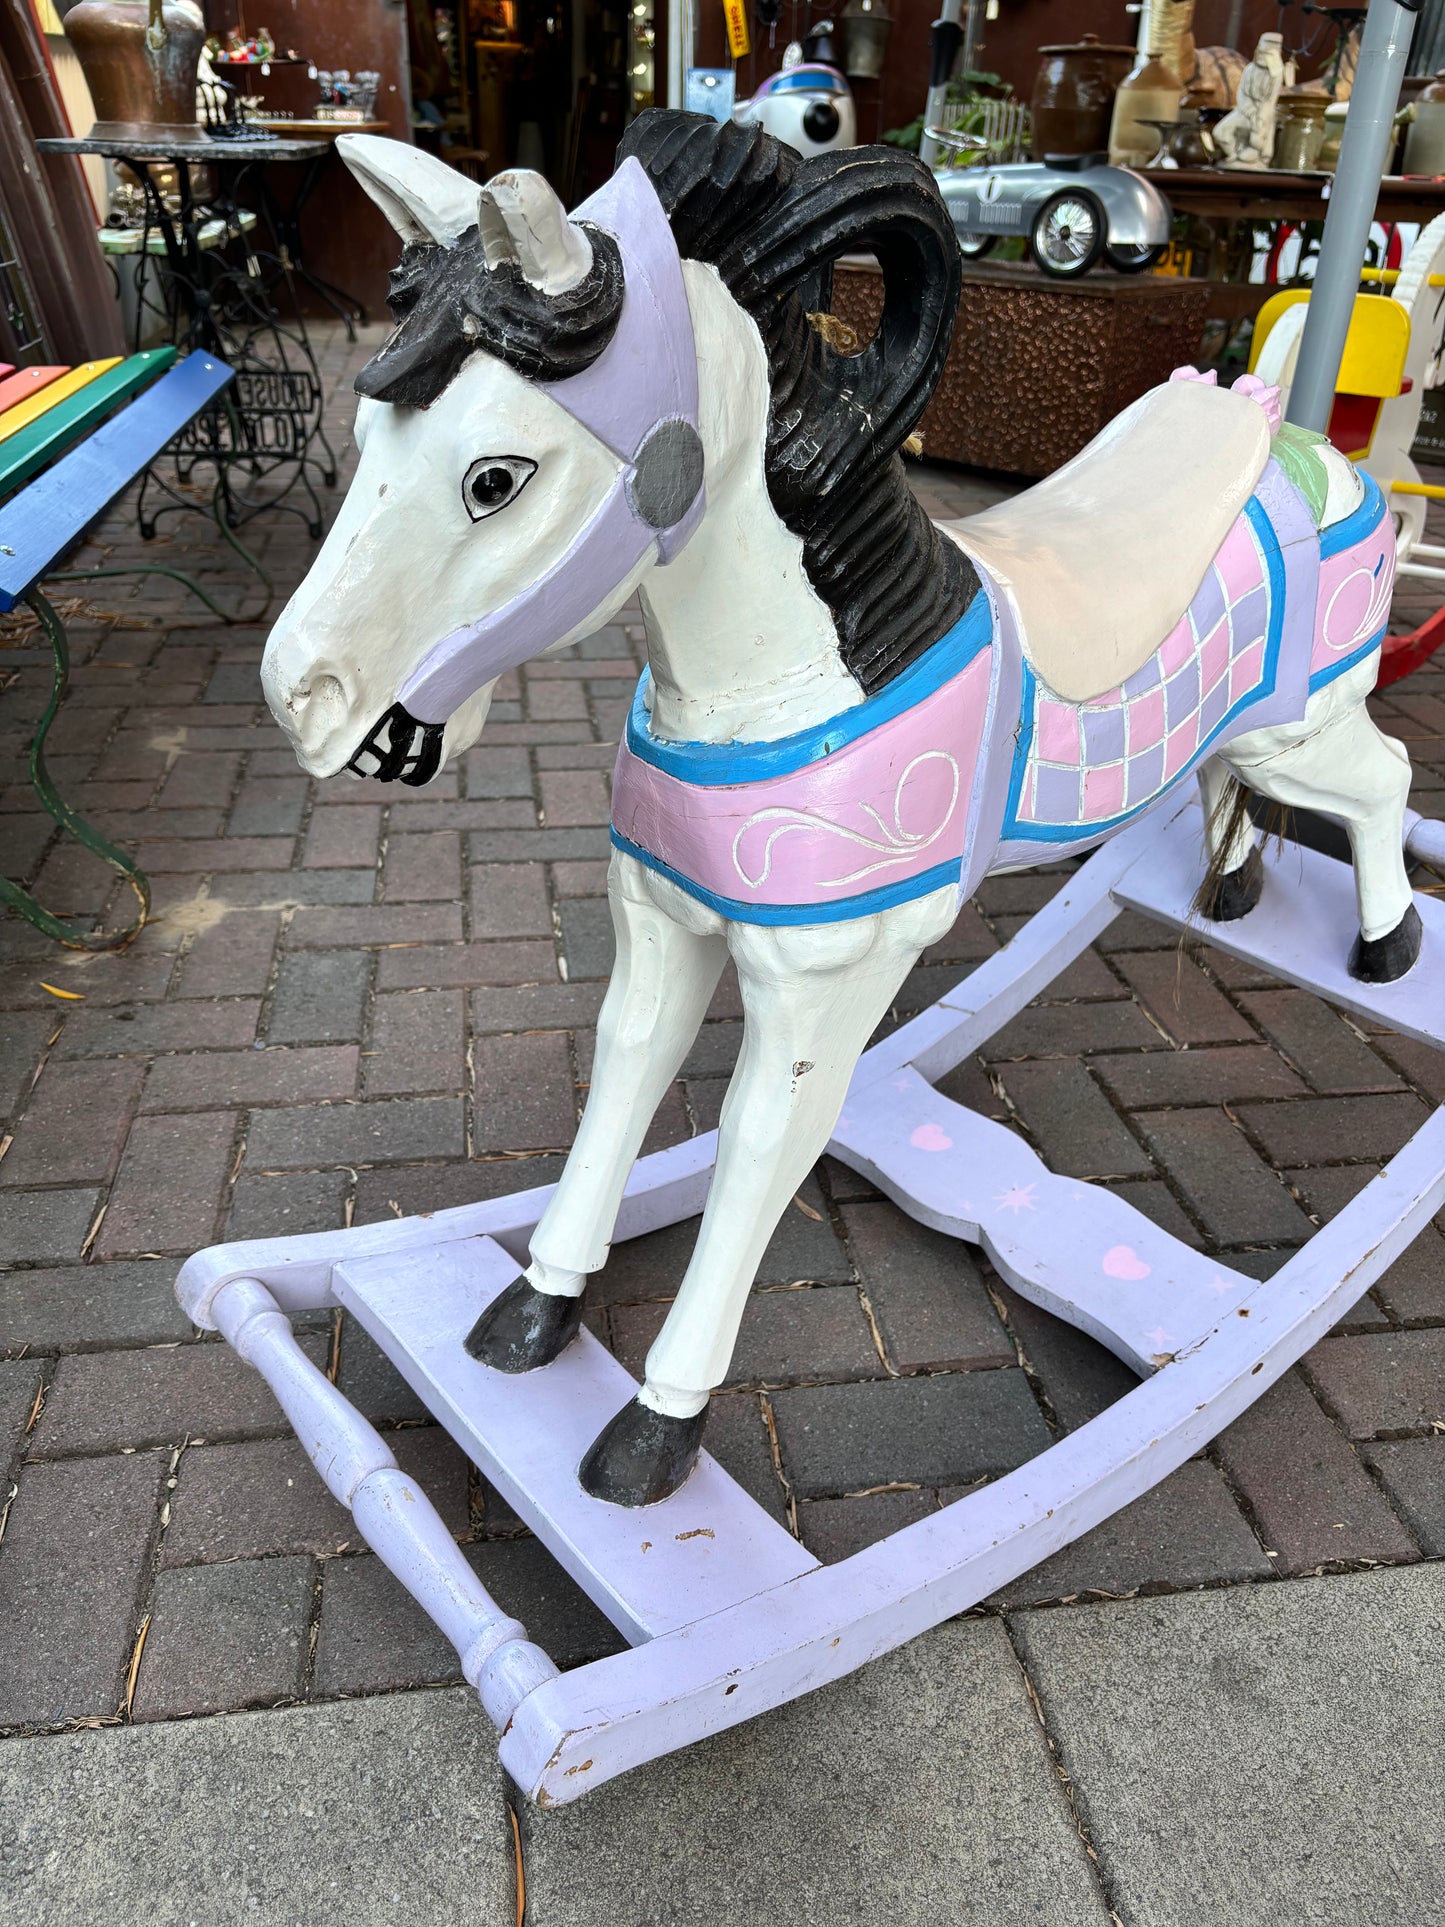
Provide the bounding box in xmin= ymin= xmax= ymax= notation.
xmin=920 ymin=0 xmax=965 ymax=170
xmin=1286 ymin=0 xmax=1417 ymax=433
xmin=667 ymin=0 xmax=691 ymax=110
xmin=961 ymin=0 xmax=984 ymax=79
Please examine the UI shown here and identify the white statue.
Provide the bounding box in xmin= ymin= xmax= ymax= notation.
xmin=1213 ymin=31 xmax=1287 ymax=168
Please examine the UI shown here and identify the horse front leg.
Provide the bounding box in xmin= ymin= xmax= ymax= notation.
xmin=577 ymin=887 xmax=956 ymax=1506
xmin=466 ymin=852 xmax=727 ymax=1371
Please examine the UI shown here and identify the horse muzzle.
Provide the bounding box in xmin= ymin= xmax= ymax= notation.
xmin=346 ymin=703 xmax=447 ymax=786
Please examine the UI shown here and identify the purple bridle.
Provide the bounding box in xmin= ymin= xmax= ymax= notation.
xmin=395 ymin=157 xmax=705 ymax=730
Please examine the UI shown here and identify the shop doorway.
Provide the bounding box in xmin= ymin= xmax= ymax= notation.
xmin=419 ymin=0 xmax=665 ymax=204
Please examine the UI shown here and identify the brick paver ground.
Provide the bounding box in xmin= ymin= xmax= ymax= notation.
xmin=1 ymin=322 xmax=1441 ymax=1745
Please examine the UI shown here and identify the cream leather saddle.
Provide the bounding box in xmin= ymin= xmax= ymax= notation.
xmin=949 ymin=381 xmax=1272 ymax=704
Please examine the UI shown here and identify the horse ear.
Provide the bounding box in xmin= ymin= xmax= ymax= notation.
xmin=476 ymin=170 xmax=593 ymax=294
xmin=337 ymin=133 xmax=480 ymax=249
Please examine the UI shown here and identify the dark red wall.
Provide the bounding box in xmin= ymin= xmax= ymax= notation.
xmin=207 ymin=0 xmax=412 ymax=312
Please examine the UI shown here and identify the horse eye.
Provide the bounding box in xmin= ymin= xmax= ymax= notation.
xmin=463 ymin=456 xmax=536 ymax=522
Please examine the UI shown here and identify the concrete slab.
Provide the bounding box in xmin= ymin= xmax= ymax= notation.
xmin=0 ymin=1689 xmax=515 ymax=1926
xmin=520 ymin=1618 xmax=1111 ymax=1927
xmin=1012 ymin=1566 xmax=1445 ymax=1927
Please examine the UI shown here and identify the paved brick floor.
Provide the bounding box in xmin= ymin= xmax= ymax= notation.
xmin=0 ymin=322 xmax=1442 ymax=1741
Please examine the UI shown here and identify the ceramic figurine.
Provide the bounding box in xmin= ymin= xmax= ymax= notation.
xmin=261 ymin=113 xmax=1419 ymax=1511
xmin=1212 ymin=31 xmax=1288 ymax=169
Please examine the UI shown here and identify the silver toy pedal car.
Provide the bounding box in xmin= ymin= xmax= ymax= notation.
xmin=933 ymin=143 xmax=1173 ymax=279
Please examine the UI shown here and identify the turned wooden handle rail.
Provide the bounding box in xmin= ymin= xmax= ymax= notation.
xmin=211 ymin=1277 xmax=559 ymax=1725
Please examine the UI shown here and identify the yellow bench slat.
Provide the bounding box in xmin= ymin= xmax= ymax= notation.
xmin=0 ymin=360 xmax=124 ymax=445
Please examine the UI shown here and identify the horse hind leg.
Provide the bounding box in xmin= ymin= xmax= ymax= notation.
xmin=1195 ymin=755 xmax=1265 ymax=922
xmin=1216 ymin=656 xmax=1420 ymax=983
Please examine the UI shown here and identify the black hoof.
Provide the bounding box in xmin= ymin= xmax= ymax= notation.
xmin=464 ymin=1276 xmax=584 ymax=1373
xmin=1199 ymin=845 xmax=1264 ymax=923
xmin=578 ymin=1395 xmax=709 ymax=1507
xmin=1349 ymin=903 xmax=1422 ymax=984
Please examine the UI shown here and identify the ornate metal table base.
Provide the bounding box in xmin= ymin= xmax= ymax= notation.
xmin=177 ymin=797 xmax=1445 ymax=1803
xmin=38 ymin=134 xmax=339 ymax=537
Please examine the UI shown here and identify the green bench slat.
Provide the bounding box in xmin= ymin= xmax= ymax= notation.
xmin=0 ymin=352 xmax=234 ymax=613
xmin=0 ymin=348 xmax=179 ymax=501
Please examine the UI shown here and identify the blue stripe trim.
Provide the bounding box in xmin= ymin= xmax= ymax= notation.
xmin=610 ymin=829 xmax=962 ymax=925
xmin=1308 ymin=622 xmax=1388 ymax=692
xmin=1003 ymin=659 xmax=1038 ymax=836
xmin=623 ymin=588 xmax=993 ymax=788
xmin=1000 ymin=494 xmax=1288 ymax=846
xmin=1320 ymin=470 xmax=1386 ymax=559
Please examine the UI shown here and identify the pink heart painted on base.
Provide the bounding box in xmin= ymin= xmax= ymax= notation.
xmin=1102 ymin=1244 xmax=1152 ymax=1281
xmin=909 ymin=1122 xmax=953 ymax=1152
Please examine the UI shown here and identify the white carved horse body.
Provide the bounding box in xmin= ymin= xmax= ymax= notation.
xmin=262 ymin=113 xmax=1417 ymax=1505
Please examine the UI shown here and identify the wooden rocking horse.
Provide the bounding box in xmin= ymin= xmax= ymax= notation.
xmin=180 ymin=103 xmax=1445 ymax=1803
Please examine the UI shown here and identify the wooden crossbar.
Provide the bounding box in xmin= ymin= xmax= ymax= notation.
xmin=0 ymin=350 xmax=178 ymax=500
xmin=0 ymin=359 xmax=122 ymax=445
xmin=0 ymin=352 xmax=234 ymax=613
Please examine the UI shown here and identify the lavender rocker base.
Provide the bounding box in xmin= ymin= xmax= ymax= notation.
xmin=175 ymin=796 xmax=1445 ymax=1806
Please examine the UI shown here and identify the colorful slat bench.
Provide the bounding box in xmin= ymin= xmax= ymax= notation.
xmin=0 ymin=349 xmax=271 ymax=950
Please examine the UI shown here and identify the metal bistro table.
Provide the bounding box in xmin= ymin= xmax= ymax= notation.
xmin=251 ymin=119 xmax=390 ymax=339
xmin=37 ymin=131 xmax=340 ymax=536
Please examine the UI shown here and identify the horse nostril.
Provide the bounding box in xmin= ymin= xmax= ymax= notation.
xmin=269 ymin=669 xmax=357 ymax=756
xmin=286 ymin=672 xmax=351 ymax=730
xmin=293 ymin=672 xmax=347 ymax=715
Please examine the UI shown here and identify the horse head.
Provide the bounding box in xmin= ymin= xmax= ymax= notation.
xmin=261 ymin=133 xmax=704 ymax=786
xmin=262 ymin=113 xmax=975 ymax=785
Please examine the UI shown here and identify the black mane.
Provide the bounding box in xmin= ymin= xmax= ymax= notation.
xmin=356 ymin=223 xmax=624 ymax=406
xmin=356 ymin=112 xmax=977 ymax=695
xmin=620 ymin=111 xmax=977 ymax=695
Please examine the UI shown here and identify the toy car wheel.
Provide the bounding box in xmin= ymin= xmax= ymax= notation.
xmin=1030 ymin=191 xmax=1105 ymax=278
xmin=1106 ymin=242 xmax=1167 ymax=273
xmin=956 ymin=232 xmax=995 ymax=261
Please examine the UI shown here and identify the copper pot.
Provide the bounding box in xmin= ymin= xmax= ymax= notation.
xmin=63 ymin=0 xmax=207 ymax=144
xmin=1030 ymin=33 xmax=1135 ymax=160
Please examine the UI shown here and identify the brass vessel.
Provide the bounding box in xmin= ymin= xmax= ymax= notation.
xmin=61 ymin=0 xmax=208 ymax=147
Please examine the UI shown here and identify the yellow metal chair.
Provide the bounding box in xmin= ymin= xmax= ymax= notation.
xmin=1248 ymin=218 xmax=1445 ymax=584
xmin=1249 ymin=288 xmax=1411 ymax=459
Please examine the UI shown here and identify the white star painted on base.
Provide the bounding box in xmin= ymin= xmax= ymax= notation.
xmin=994 ymin=1182 xmax=1038 ymax=1215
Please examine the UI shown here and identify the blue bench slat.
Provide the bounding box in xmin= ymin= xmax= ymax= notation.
xmin=0 ymin=353 xmax=234 ymax=613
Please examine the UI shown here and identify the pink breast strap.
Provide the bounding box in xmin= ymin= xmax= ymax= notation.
xmin=610 ymin=647 xmax=995 ymax=921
